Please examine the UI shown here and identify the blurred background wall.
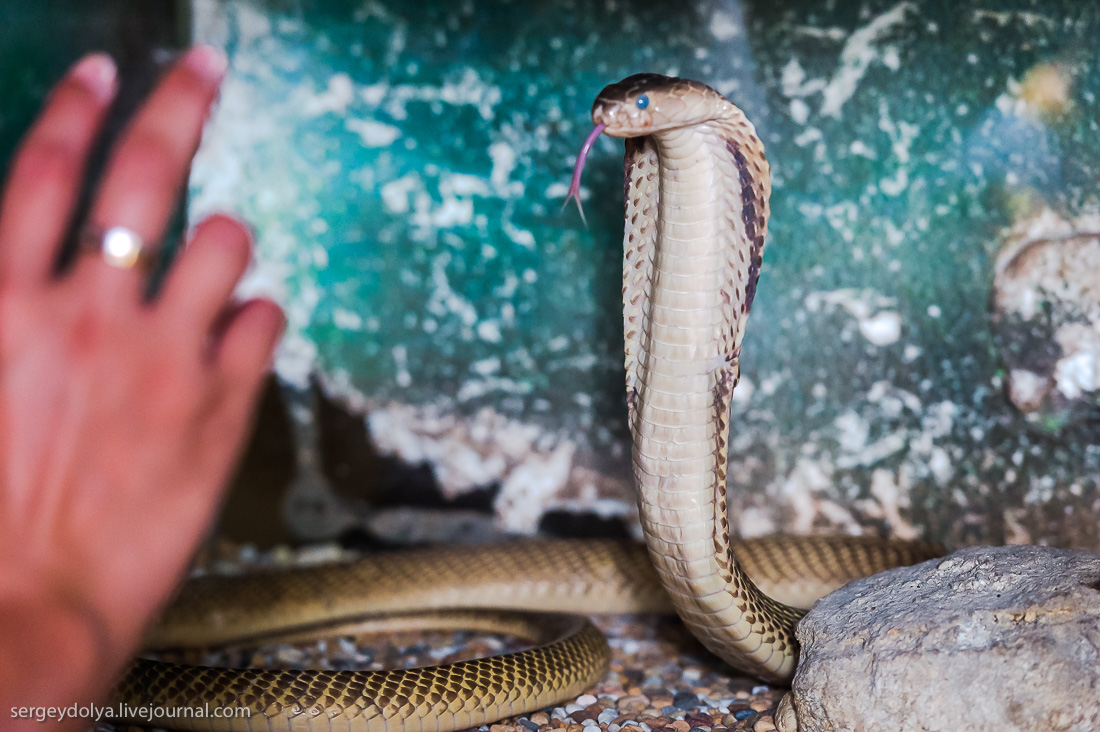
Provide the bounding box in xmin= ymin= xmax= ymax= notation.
xmin=3 ymin=0 xmax=1099 ymax=551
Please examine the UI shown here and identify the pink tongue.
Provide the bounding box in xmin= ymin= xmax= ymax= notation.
xmin=563 ymin=123 xmax=607 ymax=226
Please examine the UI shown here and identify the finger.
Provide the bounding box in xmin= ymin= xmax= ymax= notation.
xmin=0 ymin=54 xmax=117 ymax=286
xmin=213 ymin=298 xmax=284 ymax=389
xmin=157 ymin=213 xmax=252 ymax=337
xmin=75 ymin=45 xmax=227 ymax=292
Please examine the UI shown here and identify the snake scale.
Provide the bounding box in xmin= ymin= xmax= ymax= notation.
xmin=112 ymin=75 xmax=943 ymax=731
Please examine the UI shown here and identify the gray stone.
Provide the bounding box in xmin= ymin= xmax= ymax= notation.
xmin=786 ymin=545 xmax=1100 ymax=732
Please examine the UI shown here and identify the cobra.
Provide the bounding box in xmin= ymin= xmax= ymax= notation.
xmin=112 ymin=74 xmax=941 ymax=730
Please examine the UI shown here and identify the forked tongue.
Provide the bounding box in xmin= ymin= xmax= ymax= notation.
xmin=563 ymin=123 xmax=607 ymax=226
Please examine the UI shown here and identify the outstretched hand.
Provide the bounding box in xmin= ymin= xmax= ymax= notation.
xmin=0 ymin=46 xmax=283 ymax=717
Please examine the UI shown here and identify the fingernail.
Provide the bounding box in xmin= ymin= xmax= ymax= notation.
xmin=183 ymin=45 xmax=228 ymax=82
xmin=71 ymin=53 xmax=117 ymax=101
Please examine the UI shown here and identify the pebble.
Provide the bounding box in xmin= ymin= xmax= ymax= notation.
xmin=530 ymin=713 xmax=550 ymax=726
xmin=729 ymin=708 xmax=755 ymax=722
xmin=618 ymin=695 xmax=649 ymax=712
xmin=685 ymin=713 xmax=712 ymax=727
xmin=672 ymin=692 xmax=700 ymax=710
xmin=751 ymin=715 xmax=777 ymax=732
xmin=519 ymin=720 xmax=540 ymax=732
xmin=576 ymin=695 xmax=598 ymax=706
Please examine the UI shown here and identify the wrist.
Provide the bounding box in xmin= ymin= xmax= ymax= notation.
xmin=0 ymin=569 xmax=113 ymax=711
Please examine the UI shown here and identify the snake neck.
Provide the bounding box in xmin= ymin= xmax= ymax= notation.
xmin=624 ymin=113 xmax=802 ymax=682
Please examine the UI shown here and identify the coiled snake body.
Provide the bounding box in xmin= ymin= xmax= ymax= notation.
xmin=113 ymin=74 xmax=941 ymax=731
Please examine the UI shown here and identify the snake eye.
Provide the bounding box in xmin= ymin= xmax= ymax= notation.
xmin=636 ymin=94 xmax=649 ymax=110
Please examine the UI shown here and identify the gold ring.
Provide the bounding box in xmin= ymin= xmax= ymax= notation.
xmin=80 ymin=225 xmax=149 ymax=269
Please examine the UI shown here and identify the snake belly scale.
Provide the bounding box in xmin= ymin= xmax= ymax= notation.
xmin=112 ymin=75 xmax=942 ymax=731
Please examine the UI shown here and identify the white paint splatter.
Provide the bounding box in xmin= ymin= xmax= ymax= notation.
xmin=429 ymin=197 xmax=473 ymax=228
xmin=789 ymin=98 xmax=810 ymax=125
xmin=709 ymin=10 xmax=742 ymax=41
xmin=332 ymin=308 xmax=363 ymax=330
xmin=360 ymin=68 xmax=502 ymax=122
xmin=392 ymin=345 xmax=412 ymax=388
xmin=849 ymin=140 xmax=876 ymax=158
xmin=301 ymin=73 xmax=355 ymax=117
xmin=380 ymin=173 xmax=420 ymax=214
xmin=345 ymin=118 xmax=402 ymax=147
xmin=503 ymin=220 xmax=536 ymax=249
xmin=859 ymin=310 xmax=902 ymax=345
xmin=545 ymin=181 xmax=572 ymax=200
xmin=805 ymin=289 xmax=902 ymax=346
xmin=441 ymin=173 xmax=492 ymax=197
xmin=426 ymin=251 xmax=479 ymax=327
xmin=488 ymin=141 xmax=517 ymax=193
xmin=477 ymin=320 xmax=503 ymax=343
xmin=820 ymin=2 xmax=914 ymax=117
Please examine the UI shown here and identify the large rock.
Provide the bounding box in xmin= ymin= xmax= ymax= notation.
xmin=785 ymin=545 xmax=1100 ymax=732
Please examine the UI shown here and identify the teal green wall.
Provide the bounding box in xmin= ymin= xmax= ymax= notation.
xmin=5 ymin=1 xmax=1099 ymax=546
xmin=190 ymin=0 xmax=1100 ymax=546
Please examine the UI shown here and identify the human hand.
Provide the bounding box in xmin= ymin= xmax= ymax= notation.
xmin=0 ymin=46 xmax=283 ymax=709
